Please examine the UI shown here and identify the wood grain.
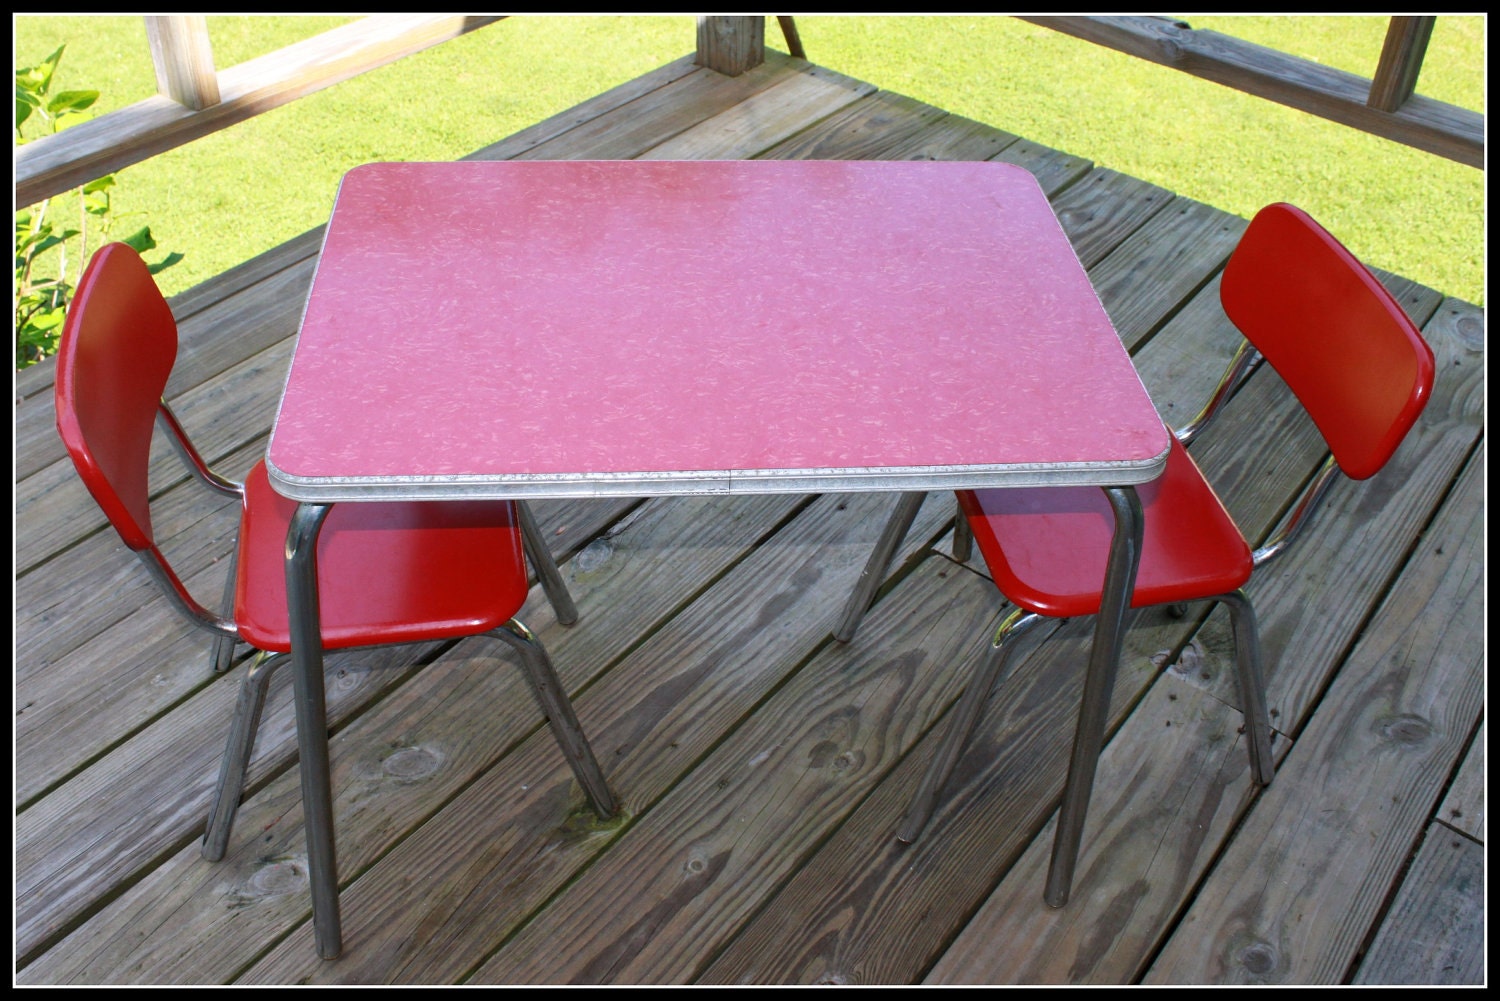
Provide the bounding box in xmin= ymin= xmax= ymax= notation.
xmin=1143 ymin=453 xmax=1485 ymax=984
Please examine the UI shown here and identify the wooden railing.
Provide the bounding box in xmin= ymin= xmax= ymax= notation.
xmin=702 ymin=15 xmax=1482 ymax=169
xmin=14 ymin=15 xmax=505 ymax=209
xmin=1022 ymin=15 xmax=1482 ymax=168
xmin=14 ymin=15 xmax=1481 ymax=214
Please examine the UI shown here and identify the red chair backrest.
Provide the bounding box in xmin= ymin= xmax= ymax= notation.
xmin=1220 ymin=203 xmax=1435 ymax=480
xmin=54 ymin=243 xmax=180 ymax=551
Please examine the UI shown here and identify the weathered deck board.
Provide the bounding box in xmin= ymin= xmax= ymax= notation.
xmin=14 ymin=49 xmax=1484 ymax=987
xmin=1436 ymin=720 xmax=1485 ymax=842
xmin=1353 ymin=818 xmax=1488 ymax=985
xmin=687 ymin=199 xmax=1358 ymax=986
xmin=1144 ymin=450 xmax=1485 ymax=985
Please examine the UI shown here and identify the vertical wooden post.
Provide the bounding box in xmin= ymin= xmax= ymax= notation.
xmin=696 ymin=16 xmax=766 ymax=76
xmin=145 ymin=16 xmax=221 ymax=110
xmin=1368 ymin=15 xmax=1435 ymax=112
xmin=776 ymin=16 xmax=806 ymax=59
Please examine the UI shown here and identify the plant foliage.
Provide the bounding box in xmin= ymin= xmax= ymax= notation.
xmin=14 ymin=44 xmax=181 ymax=368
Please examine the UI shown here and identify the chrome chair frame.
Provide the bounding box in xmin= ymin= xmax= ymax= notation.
xmin=150 ymin=399 xmax=592 ymax=864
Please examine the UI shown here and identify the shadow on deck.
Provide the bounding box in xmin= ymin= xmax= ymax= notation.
xmin=14 ymin=49 xmax=1486 ymax=986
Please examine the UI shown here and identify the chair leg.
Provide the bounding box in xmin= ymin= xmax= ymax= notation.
xmin=516 ymin=500 xmax=579 ymax=626
xmin=951 ymin=496 xmax=973 ymax=564
xmin=1218 ymin=589 xmax=1276 ymax=786
xmin=898 ymin=608 xmax=1047 ymax=843
xmin=211 ymin=548 xmax=241 ymax=673
xmin=202 ymin=650 xmax=285 ymax=861
xmin=834 ymin=491 xmax=926 ymax=643
xmin=492 ymin=619 xmax=617 ymax=819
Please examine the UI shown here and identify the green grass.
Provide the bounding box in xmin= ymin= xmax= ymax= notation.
xmin=14 ymin=14 xmax=1486 ymax=307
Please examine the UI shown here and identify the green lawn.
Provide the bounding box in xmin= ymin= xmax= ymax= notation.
xmin=14 ymin=14 xmax=1486 ymax=310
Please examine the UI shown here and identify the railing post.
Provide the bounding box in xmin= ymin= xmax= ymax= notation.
xmin=696 ymin=16 xmax=765 ymax=76
xmin=145 ymin=15 xmax=221 ymax=110
xmin=1367 ymin=15 xmax=1436 ymax=112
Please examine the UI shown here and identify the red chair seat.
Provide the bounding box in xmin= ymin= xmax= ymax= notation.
xmin=960 ymin=436 xmax=1253 ymax=618
xmin=234 ymin=462 xmax=530 ymax=652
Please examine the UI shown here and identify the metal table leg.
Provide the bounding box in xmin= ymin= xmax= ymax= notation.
xmin=286 ymin=502 xmax=341 ymax=959
xmin=834 ymin=490 xmax=926 ymax=643
xmin=1044 ymin=485 xmax=1143 ymax=908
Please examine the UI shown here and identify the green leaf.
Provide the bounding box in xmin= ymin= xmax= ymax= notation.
xmin=15 ymin=80 xmax=44 ymax=107
xmin=80 ymin=175 xmax=115 ymax=194
xmin=147 ymin=251 xmax=185 ymax=275
xmin=28 ymin=306 xmax=67 ymax=332
xmin=46 ymin=88 xmax=98 ymax=116
xmin=119 ymin=226 xmax=158 ymax=253
xmin=15 ymin=226 xmax=53 ymax=257
xmin=29 ymin=228 xmax=80 ymax=256
xmin=54 ymin=109 xmax=94 ymax=133
xmin=83 ymin=189 xmax=111 ymax=215
xmin=16 ymin=45 xmax=65 ymax=96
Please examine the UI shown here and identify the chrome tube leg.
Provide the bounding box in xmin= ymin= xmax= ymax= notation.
xmin=898 ymin=608 xmax=1045 ymax=844
xmin=202 ymin=650 xmax=285 ymax=862
xmin=517 ymin=500 xmax=578 ymax=626
xmin=493 ymin=619 xmax=617 ymax=819
xmin=286 ymin=502 xmax=342 ymax=960
xmin=211 ymin=548 xmax=241 ymax=673
xmin=1219 ymin=589 xmax=1276 ymax=786
xmin=1044 ymin=485 xmax=1143 ymax=908
xmin=951 ymin=496 xmax=973 ymax=564
xmin=834 ymin=491 xmax=926 ymax=643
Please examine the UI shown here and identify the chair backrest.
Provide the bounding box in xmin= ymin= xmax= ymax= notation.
xmin=54 ymin=242 xmax=180 ymax=551
xmin=1220 ymin=202 xmax=1435 ymax=480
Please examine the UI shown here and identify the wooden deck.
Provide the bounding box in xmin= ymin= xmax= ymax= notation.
xmin=14 ymin=50 xmax=1486 ymax=986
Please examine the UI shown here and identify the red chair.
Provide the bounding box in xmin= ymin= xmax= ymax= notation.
xmin=54 ymin=242 xmax=617 ymax=953
xmin=838 ymin=203 xmax=1435 ymax=906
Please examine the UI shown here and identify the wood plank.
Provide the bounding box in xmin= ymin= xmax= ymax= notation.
xmin=1132 ymin=268 xmax=1443 ymax=439
xmin=1181 ymin=297 xmax=1484 ymax=727
xmin=1143 ymin=451 xmax=1485 ymax=984
xmin=1367 ymin=16 xmax=1436 ymax=113
xmin=1434 ymin=721 xmax=1484 ymax=841
xmin=775 ymin=16 xmax=806 ymax=60
xmin=639 ymin=65 xmax=875 ymax=160
xmin=923 ymin=674 xmax=1295 ymax=984
xmin=17 ymin=337 xmax=295 ymax=574
xmin=687 ymin=224 xmax=1337 ymax=984
xmin=515 ymin=53 xmax=804 ymax=161
xmin=463 ymin=553 xmax=1001 ymax=985
xmin=16 ymin=490 xmax=803 ymax=975
xmin=17 ymin=411 xmax=622 ymax=681
xmin=756 ymin=90 xmax=960 ymax=160
xmin=145 ymin=16 xmax=220 ymax=109
xmin=691 ymin=605 xmax=1183 ymax=984
xmin=1085 ymin=198 xmax=1244 ymax=346
xmin=695 ymin=15 xmax=765 ymax=76
xmin=238 ymin=491 xmax=958 ymax=983
xmin=16 ymin=15 xmax=508 ymax=207
xmin=1046 ymin=167 xmax=1175 ymax=268
xmin=1352 ymin=823 xmax=1486 ymax=984
xmin=701 ymin=182 xmax=1462 ymax=985
xmin=696 ymin=324 xmax=1478 ymax=983
xmin=15 ymin=259 xmax=313 ymax=481
xmin=462 ymin=52 xmax=705 ymax=161
xmin=16 ymin=635 xmax=436 ymax=964
xmin=1024 ymin=15 xmax=1482 ymax=167
xmin=986 ymin=140 xmax=1089 ymax=199
xmin=15 ymin=469 xmax=633 ymax=806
